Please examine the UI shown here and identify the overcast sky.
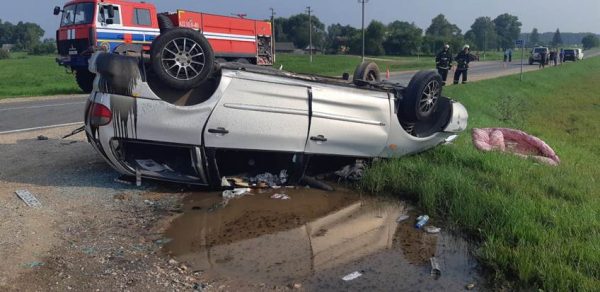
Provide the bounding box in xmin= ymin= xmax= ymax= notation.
xmin=2 ymin=0 xmax=599 ymax=38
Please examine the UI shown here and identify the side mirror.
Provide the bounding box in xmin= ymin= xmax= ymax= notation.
xmin=106 ymin=18 xmax=114 ymax=25
xmin=53 ymin=6 xmax=61 ymax=16
xmin=107 ymin=5 xmax=115 ymax=18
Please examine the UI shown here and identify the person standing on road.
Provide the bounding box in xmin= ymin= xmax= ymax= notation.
xmin=435 ymin=44 xmax=453 ymax=85
xmin=508 ymin=48 xmax=513 ymax=62
xmin=539 ymin=50 xmax=547 ymax=69
xmin=453 ymin=45 xmax=476 ymax=84
xmin=550 ymin=50 xmax=558 ymax=66
xmin=559 ymin=49 xmax=564 ymax=64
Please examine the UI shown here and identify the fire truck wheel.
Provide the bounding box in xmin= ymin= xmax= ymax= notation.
xmin=75 ymin=70 xmax=95 ymax=93
xmin=157 ymin=14 xmax=174 ymax=32
xmin=151 ymin=28 xmax=215 ymax=90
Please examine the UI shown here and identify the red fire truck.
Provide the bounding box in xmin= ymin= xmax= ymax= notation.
xmin=53 ymin=0 xmax=274 ymax=92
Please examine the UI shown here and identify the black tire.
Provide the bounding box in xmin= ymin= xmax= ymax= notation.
xmin=157 ymin=14 xmax=174 ymax=33
xmin=75 ymin=69 xmax=95 ymax=93
xmin=529 ymin=58 xmax=534 ymax=65
xmin=353 ymin=62 xmax=380 ymax=86
xmin=400 ymin=70 xmax=443 ymax=122
xmin=235 ymin=58 xmax=250 ymax=64
xmin=150 ymin=28 xmax=214 ymax=90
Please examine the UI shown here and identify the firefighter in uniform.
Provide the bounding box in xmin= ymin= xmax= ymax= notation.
xmin=435 ymin=44 xmax=453 ymax=85
xmin=453 ymin=44 xmax=476 ymax=84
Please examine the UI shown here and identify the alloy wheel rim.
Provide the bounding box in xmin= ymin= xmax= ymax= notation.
xmin=161 ymin=37 xmax=205 ymax=81
xmin=419 ymin=80 xmax=440 ymax=114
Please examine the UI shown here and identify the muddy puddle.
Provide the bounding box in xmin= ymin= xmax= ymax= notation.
xmin=163 ymin=187 xmax=481 ymax=291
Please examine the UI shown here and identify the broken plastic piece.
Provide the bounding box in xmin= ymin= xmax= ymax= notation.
xmin=270 ymin=193 xmax=290 ymax=200
xmin=37 ymin=135 xmax=49 ymax=141
xmin=135 ymin=168 xmax=142 ymax=187
xmin=396 ymin=214 xmax=410 ymax=222
xmin=424 ymin=226 xmax=441 ymax=234
xmin=222 ymin=188 xmax=251 ymax=200
xmin=221 ymin=177 xmax=231 ymax=187
xmin=136 ymin=159 xmax=167 ymax=172
xmin=430 ymin=257 xmax=441 ymax=276
xmin=342 ymin=271 xmax=363 ymax=281
xmin=15 ymin=190 xmax=42 ymax=208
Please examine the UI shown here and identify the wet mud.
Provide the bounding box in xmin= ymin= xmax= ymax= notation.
xmin=164 ymin=187 xmax=481 ymax=291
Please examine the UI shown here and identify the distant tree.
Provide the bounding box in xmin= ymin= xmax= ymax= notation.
xmin=551 ymin=28 xmax=563 ymax=47
xmin=529 ymin=28 xmax=540 ymax=45
xmin=29 ymin=38 xmax=56 ymax=55
xmin=325 ymin=23 xmax=357 ymax=54
xmin=13 ymin=21 xmax=45 ymax=51
xmin=276 ymin=14 xmax=326 ymax=50
xmin=0 ymin=19 xmax=14 ymax=45
xmin=581 ymin=34 xmax=600 ymax=50
xmin=383 ymin=21 xmax=422 ymax=55
xmin=425 ymin=14 xmax=463 ymax=53
xmin=465 ymin=17 xmax=497 ymax=51
xmin=493 ymin=13 xmax=522 ymax=50
xmin=364 ymin=20 xmax=386 ymax=56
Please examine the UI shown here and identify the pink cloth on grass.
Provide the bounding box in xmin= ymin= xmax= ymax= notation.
xmin=472 ymin=128 xmax=560 ymax=166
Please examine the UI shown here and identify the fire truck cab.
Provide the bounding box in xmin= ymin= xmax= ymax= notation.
xmin=54 ymin=0 xmax=274 ymax=93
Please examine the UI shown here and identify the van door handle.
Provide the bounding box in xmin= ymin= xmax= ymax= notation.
xmin=310 ymin=135 xmax=327 ymax=142
xmin=208 ymin=127 xmax=229 ymax=135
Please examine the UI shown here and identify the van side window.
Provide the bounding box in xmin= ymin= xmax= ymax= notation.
xmin=134 ymin=9 xmax=152 ymax=26
xmin=98 ymin=6 xmax=121 ymax=25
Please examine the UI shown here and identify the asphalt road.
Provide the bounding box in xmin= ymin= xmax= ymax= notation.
xmin=0 ymin=95 xmax=87 ymax=134
xmin=1 ymin=53 xmax=598 ymax=134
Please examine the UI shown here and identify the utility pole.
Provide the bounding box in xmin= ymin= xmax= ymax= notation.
xmin=358 ymin=0 xmax=369 ymax=62
xmin=306 ymin=6 xmax=313 ymax=63
xmin=270 ymin=7 xmax=276 ymax=62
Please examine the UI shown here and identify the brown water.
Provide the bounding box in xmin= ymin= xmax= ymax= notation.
xmin=163 ymin=187 xmax=482 ymax=291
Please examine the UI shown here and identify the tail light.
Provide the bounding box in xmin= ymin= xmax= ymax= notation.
xmin=90 ymin=102 xmax=112 ymax=126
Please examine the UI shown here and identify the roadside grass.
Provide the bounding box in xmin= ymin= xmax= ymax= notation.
xmin=0 ymin=53 xmax=80 ymax=99
xmin=275 ymin=53 xmax=435 ymax=76
xmin=361 ymin=58 xmax=600 ymax=290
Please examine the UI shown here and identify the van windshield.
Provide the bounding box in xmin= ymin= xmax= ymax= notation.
xmin=533 ymin=48 xmax=546 ymax=53
xmin=61 ymin=3 xmax=95 ymax=26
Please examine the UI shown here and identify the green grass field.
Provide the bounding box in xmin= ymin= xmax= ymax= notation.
xmin=0 ymin=53 xmax=81 ymax=98
xmin=361 ymin=58 xmax=600 ymax=291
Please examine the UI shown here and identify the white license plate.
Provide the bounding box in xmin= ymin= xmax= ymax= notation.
xmin=68 ymin=50 xmax=78 ymax=56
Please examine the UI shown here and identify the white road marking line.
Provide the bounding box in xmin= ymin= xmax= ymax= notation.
xmin=0 ymin=102 xmax=86 ymax=112
xmin=0 ymin=122 xmax=83 ymax=135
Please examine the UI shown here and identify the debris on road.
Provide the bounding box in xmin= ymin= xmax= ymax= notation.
xmin=466 ymin=283 xmax=476 ymax=290
xmin=299 ymin=175 xmax=334 ymax=191
xmin=424 ymin=226 xmax=441 ymax=234
xmin=23 ymin=261 xmax=45 ymax=268
xmin=62 ymin=125 xmax=85 ymax=139
xmin=222 ymin=188 xmax=252 ymax=200
xmin=396 ymin=214 xmax=410 ymax=222
xmin=342 ymin=271 xmax=363 ymax=281
xmin=114 ymin=175 xmax=135 ymax=185
xmin=221 ymin=177 xmax=231 ymax=187
xmin=270 ymin=193 xmax=290 ymax=200
xmin=15 ymin=189 xmax=42 ymax=208
xmin=430 ymin=257 xmax=441 ymax=277
xmin=37 ymin=135 xmax=49 ymax=141
xmin=335 ymin=160 xmax=366 ymax=181
xmin=415 ymin=215 xmax=430 ymax=229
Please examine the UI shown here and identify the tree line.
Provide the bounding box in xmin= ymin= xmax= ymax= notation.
xmin=275 ymin=13 xmax=600 ymax=55
xmin=0 ymin=19 xmax=55 ymax=55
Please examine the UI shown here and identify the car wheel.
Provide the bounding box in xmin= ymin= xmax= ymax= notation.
xmin=353 ymin=62 xmax=380 ymax=87
xmin=150 ymin=28 xmax=214 ymax=90
xmin=75 ymin=69 xmax=95 ymax=93
xmin=400 ymin=70 xmax=443 ymax=122
xmin=157 ymin=14 xmax=174 ymax=33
